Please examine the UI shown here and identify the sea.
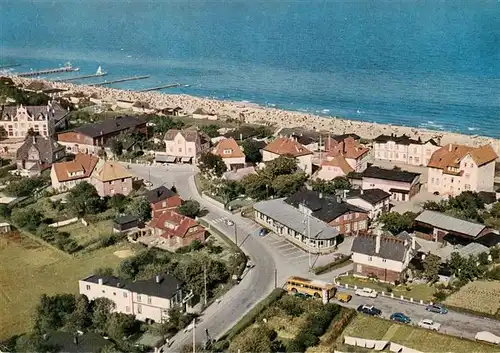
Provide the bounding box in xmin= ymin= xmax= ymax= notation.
xmin=0 ymin=0 xmax=499 ymax=137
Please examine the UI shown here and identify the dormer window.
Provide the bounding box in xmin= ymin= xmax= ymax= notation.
xmin=223 ymin=149 xmax=232 ymax=155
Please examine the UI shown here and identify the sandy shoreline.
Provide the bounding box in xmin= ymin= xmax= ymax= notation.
xmin=10 ymin=76 xmax=500 ymax=155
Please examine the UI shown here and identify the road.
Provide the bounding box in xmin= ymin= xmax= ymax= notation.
xmin=127 ymin=163 xmax=500 ymax=348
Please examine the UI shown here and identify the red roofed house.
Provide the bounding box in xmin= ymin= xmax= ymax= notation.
xmin=324 ymin=137 xmax=370 ymax=172
xmin=315 ymin=154 xmax=354 ymax=181
xmin=262 ymin=137 xmax=313 ymax=174
xmin=50 ymin=153 xmax=99 ymax=192
xmin=212 ymin=137 xmax=245 ymax=171
xmin=144 ymin=186 xmax=183 ymax=218
xmin=149 ymin=211 xmax=206 ymax=250
xmin=427 ymin=144 xmax=497 ymax=196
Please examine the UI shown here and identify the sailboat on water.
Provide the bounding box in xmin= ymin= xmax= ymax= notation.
xmin=96 ymin=66 xmax=106 ymax=76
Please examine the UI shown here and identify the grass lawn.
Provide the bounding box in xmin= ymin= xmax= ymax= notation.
xmin=444 ymin=280 xmax=500 ymax=315
xmin=58 ymin=219 xmax=114 ymax=246
xmin=337 ymin=275 xmax=435 ymax=302
xmin=338 ymin=315 xmax=498 ymax=353
xmin=0 ymin=232 xmax=135 ymax=340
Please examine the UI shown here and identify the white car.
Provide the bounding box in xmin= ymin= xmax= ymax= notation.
xmin=418 ymin=319 xmax=441 ymax=331
xmin=355 ymin=287 xmax=378 ymax=298
xmin=183 ymin=321 xmax=195 ymax=333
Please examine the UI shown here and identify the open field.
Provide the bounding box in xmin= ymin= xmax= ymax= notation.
xmin=444 ymin=280 xmax=500 ymax=315
xmin=337 ymin=275 xmax=436 ymax=302
xmin=58 ymin=219 xmax=114 ymax=246
xmin=337 ymin=315 xmax=499 ymax=353
xmin=0 ymin=232 xmax=135 ymax=340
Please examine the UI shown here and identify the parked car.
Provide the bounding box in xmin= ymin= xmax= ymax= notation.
xmin=357 ymin=305 xmax=382 ymax=316
xmin=335 ymin=291 xmax=352 ymax=303
xmin=390 ymin=312 xmax=411 ymax=324
xmin=355 ymin=287 xmax=378 ymax=298
xmin=426 ymin=304 xmax=448 ymax=314
xmin=418 ymin=319 xmax=441 ymax=331
xmin=259 ymin=228 xmax=268 ymax=236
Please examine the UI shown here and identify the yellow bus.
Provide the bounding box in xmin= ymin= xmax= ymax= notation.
xmin=285 ymin=276 xmax=336 ymax=303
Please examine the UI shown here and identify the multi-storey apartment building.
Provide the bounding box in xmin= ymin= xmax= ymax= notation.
xmin=373 ymin=134 xmax=440 ymax=166
xmin=79 ymin=274 xmax=186 ymax=323
xmin=426 ymin=144 xmax=497 ymax=196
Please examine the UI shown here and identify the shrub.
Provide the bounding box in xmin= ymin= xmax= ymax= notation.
xmin=433 ymin=290 xmax=447 ymax=301
xmin=312 ymin=255 xmax=352 ymax=275
xmin=322 ymin=309 xmax=356 ymax=345
xmin=275 ymin=295 xmax=306 ymax=317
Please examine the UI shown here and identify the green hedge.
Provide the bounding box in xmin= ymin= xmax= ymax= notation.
xmin=442 ymin=303 xmax=500 ymax=321
xmin=220 ymin=288 xmax=286 ymax=342
xmin=312 ymin=255 xmax=352 ymax=275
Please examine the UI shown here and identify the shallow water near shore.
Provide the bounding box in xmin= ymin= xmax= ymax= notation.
xmin=1 ymin=0 xmax=499 ymax=137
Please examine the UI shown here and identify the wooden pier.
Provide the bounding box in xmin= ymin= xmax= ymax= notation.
xmin=0 ymin=64 xmax=20 ymax=70
xmin=89 ymin=75 xmax=150 ymax=86
xmin=54 ymin=73 xmax=108 ymax=82
xmin=137 ymin=83 xmax=182 ymax=92
xmin=17 ymin=65 xmax=80 ymax=77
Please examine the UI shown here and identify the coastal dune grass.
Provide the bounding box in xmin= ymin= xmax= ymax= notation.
xmin=0 ymin=232 xmax=134 ymax=340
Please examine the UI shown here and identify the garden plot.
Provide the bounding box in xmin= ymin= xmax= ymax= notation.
xmin=444 ymin=280 xmax=500 ymax=315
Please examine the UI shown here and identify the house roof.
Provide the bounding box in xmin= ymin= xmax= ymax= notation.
xmin=149 ymin=210 xmax=202 ymax=239
xmin=325 ymin=137 xmax=369 ymax=160
xmin=331 ymin=133 xmax=361 ymax=142
xmin=455 ymin=242 xmax=490 ymax=258
xmin=415 ymin=210 xmax=485 ymax=238
xmin=92 ymin=161 xmax=134 ymax=182
xmin=1 ymin=102 xmax=68 ymax=122
xmin=351 ymin=232 xmax=416 ymax=262
xmin=82 ymin=274 xmax=183 ymax=299
xmin=374 ymin=134 xmax=438 ymax=146
xmin=144 ymin=186 xmax=178 ymax=204
xmin=475 ymin=232 xmax=500 ymax=248
xmin=213 ymin=137 xmax=245 ymax=158
xmin=45 ymin=331 xmax=110 ymax=353
xmin=362 ymin=166 xmax=420 ymax=183
xmin=52 ymin=153 xmax=99 ymax=182
xmin=320 ymin=155 xmax=354 ymax=174
xmin=74 ymin=115 xmax=146 ymax=138
xmin=263 ymin=137 xmax=312 ymax=157
xmin=346 ymin=188 xmax=391 ymax=205
xmin=253 ymin=198 xmax=339 ymax=240
xmin=16 ymin=135 xmax=64 ymax=165
xmin=284 ymin=190 xmax=367 ymax=223
xmin=164 ymin=129 xmax=208 ymax=143
xmin=427 ymin=144 xmax=497 ymax=170
xmin=114 ymin=215 xmax=139 ymax=225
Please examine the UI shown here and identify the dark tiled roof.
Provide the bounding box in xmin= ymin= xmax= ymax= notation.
xmin=45 ymin=331 xmax=110 ymax=353
xmin=373 ymin=134 xmax=437 ymax=146
xmin=347 ymin=188 xmax=391 ymax=205
xmin=114 ymin=215 xmax=139 ymax=225
xmin=75 ymin=116 xmax=146 ymax=138
xmin=144 ymin=186 xmax=177 ymax=204
xmin=84 ymin=275 xmax=126 ymax=288
xmin=285 ymin=190 xmax=367 ymax=223
xmin=475 ymin=232 xmax=500 ymax=248
xmin=362 ymin=166 xmax=420 ymax=183
xmin=351 ymin=233 xmax=414 ymax=262
xmin=331 ymin=133 xmax=361 ymax=142
xmin=126 ymin=274 xmax=183 ymax=299
xmin=164 ymin=129 xmax=206 ymax=142
xmin=16 ymin=135 xmax=65 ymax=164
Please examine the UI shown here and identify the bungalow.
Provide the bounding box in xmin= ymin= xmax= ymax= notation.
xmin=414 ymin=210 xmax=490 ymax=243
xmin=351 ymin=231 xmax=419 ymax=283
xmin=253 ymin=197 xmax=340 ymax=253
xmin=90 ymin=160 xmax=134 ymax=197
xmin=263 ymin=137 xmax=313 ymax=174
xmin=361 ymin=166 xmax=421 ymax=202
xmin=345 ymin=189 xmax=391 ymax=219
xmin=144 ymin=186 xmax=183 ymax=218
xmin=148 ymin=210 xmax=206 ymax=250
xmin=212 ymin=137 xmax=246 ymax=171
xmin=50 ymin=153 xmax=99 ymax=192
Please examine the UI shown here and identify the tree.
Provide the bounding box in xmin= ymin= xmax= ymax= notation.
xmin=33 ymin=294 xmax=77 ymax=334
xmin=150 ymin=116 xmax=185 ymax=135
xmin=11 ymin=207 xmax=43 ymax=231
xmin=94 ymin=267 xmax=115 ymax=276
xmin=110 ymin=139 xmax=123 ymax=156
xmin=311 ymin=177 xmax=352 ymax=195
xmin=65 ymin=295 xmax=91 ymax=333
xmin=107 ymin=194 xmax=129 ymax=212
xmin=91 ymin=298 xmax=115 ymax=331
xmin=67 ymin=182 xmax=104 ymax=216
xmin=272 ymin=172 xmax=308 ymax=197
xmin=215 ymin=180 xmax=244 ymax=203
xmin=126 ymin=196 xmax=152 ymax=222
xmin=263 ymin=156 xmax=297 ymax=178
xmin=198 ymin=152 xmax=227 ymax=178
xmin=200 ymin=124 xmax=220 ymax=138
xmin=379 ymin=211 xmax=416 ymax=234
xmin=241 ymin=173 xmax=269 ymax=200
xmin=3 ymin=176 xmax=45 ymax=197
xmin=105 ymin=313 xmax=139 ymax=341
xmin=241 ymin=139 xmax=262 ymax=164
xmin=447 ymin=252 xmax=465 ymax=274
xmin=422 ymin=253 xmax=441 ymax=283
xmin=177 ymin=200 xmax=201 ymax=218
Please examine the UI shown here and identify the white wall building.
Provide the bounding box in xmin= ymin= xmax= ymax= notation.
xmin=373 ymin=134 xmax=440 ymax=166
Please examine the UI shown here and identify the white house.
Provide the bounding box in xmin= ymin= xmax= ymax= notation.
xmin=212 ymin=137 xmax=245 ymax=171
xmin=360 ymin=166 xmax=421 ymax=202
xmin=345 ymin=189 xmax=391 ymax=219
xmin=163 ymin=129 xmax=210 ymax=163
xmin=373 ymin=134 xmax=440 ymax=166
xmin=351 ymin=232 xmax=419 ymax=283
xmin=79 ymin=274 xmax=188 ymax=323
xmin=427 ymin=144 xmax=497 ymax=196
xmin=262 ymin=137 xmax=313 ymax=175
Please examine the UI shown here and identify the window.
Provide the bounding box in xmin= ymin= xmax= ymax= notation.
xmin=123 ymin=292 xmax=128 ymax=298
xmin=147 ymin=296 xmax=152 ymax=304
xmin=121 ymin=178 xmax=125 ymax=182
xmin=431 ymin=178 xmax=434 ymax=184
xmin=126 ymin=306 xmax=130 ymax=313
xmin=162 ymin=201 xmax=167 ymax=207
xmin=345 ymin=223 xmax=351 ymax=232
xmin=223 ymin=149 xmax=232 ymax=155
xmin=113 ymin=292 xmax=116 ymax=296
xmin=382 ymin=259 xmax=387 ymax=262
xmin=102 ymin=290 xmax=105 ymax=293
xmin=137 ymin=295 xmax=142 ymax=302
xmin=178 ymin=148 xmax=182 ymax=152
xmin=86 ymin=285 xmax=91 ymax=291
xmin=368 ymin=256 xmax=372 ymax=261
xmin=137 ymin=304 xmax=142 ymax=314
xmin=188 ymin=148 xmax=192 ymax=153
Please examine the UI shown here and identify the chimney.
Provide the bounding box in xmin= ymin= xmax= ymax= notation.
xmin=360 ymin=189 xmax=364 ymax=195
xmin=375 ymin=234 xmax=381 ymax=254
xmin=411 ymin=236 xmax=416 ymax=250
xmin=98 ymin=278 xmax=103 ymax=285
xmin=448 ymin=144 xmax=452 ymax=152
xmin=32 ymin=135 xmax=36 ymax=144
xmin=155 ymin=275 xmax=161 ymax=283
xmin=73 ymin=335 xmax=78 ymax=345
xmin=319 ymin=192 xmax=323 ymax=199
xmin=117 ymin=282 xmax=121 ymax=288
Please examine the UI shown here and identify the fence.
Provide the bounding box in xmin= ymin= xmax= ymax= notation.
xmin=48 ymin=217 xmax=79 ymax=228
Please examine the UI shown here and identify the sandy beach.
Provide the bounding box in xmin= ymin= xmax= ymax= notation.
xmin=10 ymin=76 xmax=500 ymax=155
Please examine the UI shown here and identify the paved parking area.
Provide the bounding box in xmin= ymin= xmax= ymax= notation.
xmin=261 ymin=232 xmax=312 ymax=265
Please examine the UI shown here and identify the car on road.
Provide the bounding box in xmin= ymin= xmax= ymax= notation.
xmin=418 ymin=319 xmax=441 ymax=331
xmin=357 ymin=305 xmax=382 ymax=316
xmin=183 ymin=321 xmax=196 ymax=333
xmin=426 ymin=304 xmax=448 ymax=314
xmin=390 ymin=312 xmax=411 ymax=324
xmin=259 ymin=228 xmax=268 ymax=236
xmin=144 ymin=181 xmax=153 ymax=187
xmin=335 ymin=291 xmax=352 ymax=303
xmin=355 ymin=287 xmax=378 ymax=298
